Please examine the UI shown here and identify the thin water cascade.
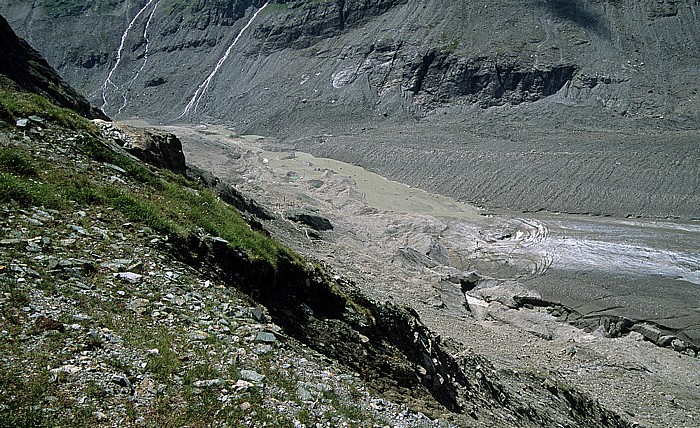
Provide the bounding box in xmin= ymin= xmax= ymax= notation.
xmin=179 ymin=1 xmax=270 ymax=118
xmin=116 ymin=0 xmax=162 ymax=116
xmin=100 ymin=0 xmax=159 ymax=114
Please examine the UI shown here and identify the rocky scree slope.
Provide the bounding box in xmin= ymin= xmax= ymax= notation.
xmin=0 ymin=19 xmax=639 ymax=427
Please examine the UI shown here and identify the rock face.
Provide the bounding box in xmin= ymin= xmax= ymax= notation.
xmin=0 ymin=14 xmax=107 ymax=120
xmin=94 ymin=120 xmax=187 ymax=174
xmin=0 ymin=0 xmax=697 ymax=128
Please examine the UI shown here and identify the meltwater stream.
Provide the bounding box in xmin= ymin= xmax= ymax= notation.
xmin=115 ymin=0 xmax=161 ymax=116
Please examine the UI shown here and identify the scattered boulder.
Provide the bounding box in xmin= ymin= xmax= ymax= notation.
xmin=468 ymin=279 xmax=542 ymax=309
xmin=92 ymin=121 xmax=187 ymax=175
xmin=285 ymin=209 xmax=333 ymax=231
xmin=240 ymin=369 xmax=266 ymax=383
xmin=255 ymin=331 xmax=277 ymax=343
xmin=631 ymin=323 xmax=664 ymax=344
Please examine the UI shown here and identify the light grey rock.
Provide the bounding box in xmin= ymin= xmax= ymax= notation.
xmin=93 ymin=411 xmax=107 ymax=421
xmin=233 ymin=379 xmax=254 ymax=391
xmin=189 ymin=330 xmax=210 ymax=341
xmin=193 ymin=379 xmax=224 ymax=388
xmin=240 ymin=370 xmax=265 ymax=383
xmin=0 ymin=238 xmax=23 ymax=246
xmin=671 ymin=338 xmax=687 ymax=352
xmin=254 ymin=331 xmax=277 ymax=343
xmin=114 ymin=272 xmax=143 ymax=282
xmin=657 ymin=335 xmax=675 ymax=347
xmin=51 ymin=364 xmax=81 ymax=375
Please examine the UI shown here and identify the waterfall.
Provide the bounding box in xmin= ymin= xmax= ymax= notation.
xmin=116 ymin=0 xmax=162 ymax=115
xmin=179 ymin=1 xmax=270 ymax=118
xmin=100 ymin=0 xmax=159 ymax=113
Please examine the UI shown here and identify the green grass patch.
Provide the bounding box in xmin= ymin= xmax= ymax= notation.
xmin=0 ymin=148 xmax=37 ymax=176
xmin=0 ymin=90 xmax=94 ymax=132
xmin=145 ymin=333 xmax=181 ymax=383
xmin=0 ymin=173 xmax=59 ymax=207
xmin=1 ymin=89 xmax=298 ymax=270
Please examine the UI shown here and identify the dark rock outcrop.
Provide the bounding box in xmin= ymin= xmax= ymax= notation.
xmin=0 ymin=14 xmax=107 ymax=120
xmin=125 ymin=128 xmax=187 ymax=175
xmin=284 ymin=209 xmax=334 ymax=231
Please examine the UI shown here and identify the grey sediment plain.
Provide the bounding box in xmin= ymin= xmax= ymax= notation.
xmin=164 ymin=122 xmax=700 ymax=348
xmin=151 ymin=121 xmax=700 ymax=426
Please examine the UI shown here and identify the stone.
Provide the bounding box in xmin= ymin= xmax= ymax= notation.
xmin=240 ymin=370 xmax=266 ymax=383
xmin=631 ymin=323 xmax=663 ymax=344
xmin=465 ymin=295 xmax=489 ymax=321
xmin=250 ymin=306 xmax=269 ymax=323
xmin=189 ymin=330 xmax=210 ymax=341
xmin=111 ymin=374 xmax=131 ymax=388
xmin=28 ymin=115 xmax=45 ymax=124
xmin=193 ymin=379 xmax=224 ymax=388
xmin=51 ymin=364 xmax=81 ymax=375
xmin=0 ymin=238 xmax=23 ymax=246
xmin=127 ymin=298 xmax=151 ymax=315
xmin=114 ymin=272 xmax=143 ymax=283
xmin=103 ymin=163 xmax=127 ymax=174
xmin=15 ymin=118 xmax=28 ymax=128
xmin=284 ymin=209 xmax=333 ymax=231
xmin=657 ymin=335 xmax=675 ymax=347
xmin=254 ymin=331 xmax=277 ymax=343
xmin=671 ymin=339 xmax=687 ymax=352
xmin=125 ymin=128 xmax=187 ymax=175
xmin=234 ymin=380 xmax=254 ymax=391
xmin=26 ymin=243 xmax=42 ymax=253
xmin=297 ymin=385 xmax=314 ymax=401
xmin=93 ymin=411 xmax=107 ymax=421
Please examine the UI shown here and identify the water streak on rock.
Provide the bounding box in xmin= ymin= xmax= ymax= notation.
xmin=100 ymin=0 xmax=159 ymax=113
xmin=180 ymin=1 xmax=270 ymax=118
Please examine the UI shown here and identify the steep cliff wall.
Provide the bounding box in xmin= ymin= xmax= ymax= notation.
xmin=1 ymin=0 xmax=698 ymax=131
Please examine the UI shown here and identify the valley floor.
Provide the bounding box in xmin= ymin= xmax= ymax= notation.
xmin=166 ymin=122 xmax=700 ymax=428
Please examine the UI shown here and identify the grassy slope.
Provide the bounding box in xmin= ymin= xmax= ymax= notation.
xmin=0 ymin=90 xmax=296 ymax=268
